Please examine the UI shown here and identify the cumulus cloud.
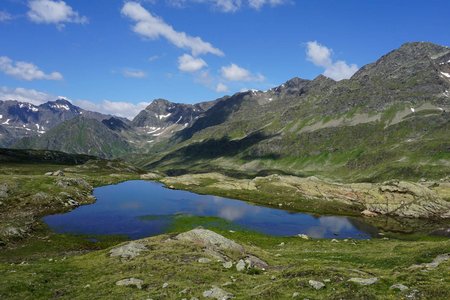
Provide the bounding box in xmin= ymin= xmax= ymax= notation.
xmin=215 ymin=82 xmax=228 ymax=93
xmin=178 ymin=54 xmax=207 ymax=72
xmin=121 ymin=1 xmax=223 ymax=56
xmin=220 ymin=63 xmax=264 ymax=82
xmin=0 ymin=11 xmax=13 ymax=22
xmin=0 ymin=86 xmax=55 ymax=105
xmin=0 ymin=56 xmax=63 ymax=81
xmin=73 ymin=99 xmax=150 ymax=120
xmin=167 ymin=0 xmax=289 ymax=12
xmin=122 ymin=69 xmax=147 ymax=78
xmin=27 ymin=0 xmax=88 ymax=27
xmin=306 ymin=41 xmax=358 ymax=81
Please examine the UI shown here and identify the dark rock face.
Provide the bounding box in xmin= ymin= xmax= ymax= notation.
xmin=0 ymin=98 xmax=114 ymax=146
xmin=131 ymin=98 xmax=216 ymax=128
xmin=102 ymin=117 xmax=131 ymax=132
xmin=14 ymin=116 xmax=131 ymax=159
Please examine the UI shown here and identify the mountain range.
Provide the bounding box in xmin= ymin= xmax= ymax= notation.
xmin=1 ymin=42 xmax=449 ymax=181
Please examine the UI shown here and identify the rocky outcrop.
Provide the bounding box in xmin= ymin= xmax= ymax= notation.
xmin=202 ymin=286 xmax=234 ymax=300
xmin=162 ymin=173 xmax=450 ymax=219
xmin=409 ymin=253 xmax=450 ymax=270
xmin=175 ymin=228 xmax=245 ymax=254
xmin=115 ymin=278 xmax=144 ymax=289
xmin=109 ymin=241 xmax=148 ymax=260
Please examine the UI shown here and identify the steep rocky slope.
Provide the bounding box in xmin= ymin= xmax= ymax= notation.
xmin=140 ymin=42 xmax=450 ymax=182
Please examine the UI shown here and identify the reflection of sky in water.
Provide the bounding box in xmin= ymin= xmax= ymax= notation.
xmin=44 ymin=180 xmax=377 ymax=239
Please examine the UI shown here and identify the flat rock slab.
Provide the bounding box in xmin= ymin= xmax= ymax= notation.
xmin=390 ymin=283 xmax=409 ymax=291
xmin=409 ymin=253 xmax=450 ymax=270
xmin=109 ymin=241 xmax=147 ymax=260
xmin=203 ymin=286 xmax=234 ymax=300
xmin=348 ymin=277 xmax=378 ymax=286
xmin=115 ymin=278 xmax=144 ymax=289
xmin=175 ymin=229 xmax=244 ymax=254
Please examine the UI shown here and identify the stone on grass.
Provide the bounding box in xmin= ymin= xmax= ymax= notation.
xmin=348 ymin=277 xmax=378 ymax=286
xmin=244 ymin=255 xmax=269 ymax=270
xmin=176 ymin=229 xmax=244 ymax=254
xmin=236 ymin=259 xmax=246 ymax=272
xmin=361 ymin=210 xmax=378 ymax=217
xmin=203 ymin=286 xmax=233 ymax=300
xmin=198 ymin=257 xmax=212 ymax=264
xmin=297 ymin=234 xmax=309 ymax=240
xmin=223 ymin=261 xmax=233 ymax=269
xmin=292 ymin=292 xmax=300 ymax=298
xmin=109 ymin=241 xmax=147 ymax=260
xmin=390 ymin=284 xmax=409 ymax=292
xmin=309 ymin=280 xmax=325 ymax=290
xmin=115 ymin=278 xmax=144 ymax=289
xmin=162 ymin=282 xmax=169 ymax=288
xmin=409 ymin=253 xmax=449 ymax=270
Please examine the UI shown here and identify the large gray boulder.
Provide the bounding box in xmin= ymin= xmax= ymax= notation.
xmin=109 ymin=241 xmax=148 ymax=260
xmin=175 ymin=229 xmax=244 ymax=254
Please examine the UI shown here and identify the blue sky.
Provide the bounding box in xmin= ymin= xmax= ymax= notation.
xmin=0 ymin=0 xmax=449 ymax=118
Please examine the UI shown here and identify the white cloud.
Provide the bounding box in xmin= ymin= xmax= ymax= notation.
xmin=215 ymin=82 xmax=228 ymax=93
xmin=167 ymin=0 xmax=289 ymax=12
xmin=248 ymin=0 xmax=290 ymax=10
xmin=148 ymin=55 xmax=161 ymax=62
xmin=0 ymin=86 xmax=55 ymax=105
xmin=306 ymin=41 xmax=358 ymax=81
xmin=121 ymin=2 xmax=223 ymax=56
xmin=0 ymin=86 xmax=148 ymax=120
xmin=73 ymin=99 xmax=150 ymax=120
xmin=122 ymin=69 xmax=147 ymax=78
xmin=0 ymin=11 xmax=13 ymax=22
xmin=220 ymin=63 xmax=264 ymax=82
xmin=27 ymin=0 xmax=88 ymax=27
xmin=178 ymin=54 xmax=207 ymax=72
xmin=0 ymin=56 xmax=63 ymax=81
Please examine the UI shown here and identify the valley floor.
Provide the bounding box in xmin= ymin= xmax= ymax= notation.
xmin=0 ymin=158 xmax=449 ymax=299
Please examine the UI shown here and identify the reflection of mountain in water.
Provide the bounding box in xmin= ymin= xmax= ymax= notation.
xmin=348 ymin=215 xmax=450 ymax=236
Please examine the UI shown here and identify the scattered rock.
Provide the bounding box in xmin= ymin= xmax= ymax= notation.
xmin=292 ymin=292 xmax=300 ymax=298
xmin=162 ymin=282 xmax=169 ymax=288
xmin=198 ymin=257 xmax=211 ymax=264
xmin=45 ymin=170 xmax=65 ymax=177
xmin=223 ymin=261 xmax=233 ymax=269
xmin=308 ymin=280 xmax=325 ymax=290
xmin=0 ymin=183 xmax=8 ymax=198
xmin=115 ymin=278 xmax=144 ymax=289
xmin=390 ymin=284 xmax=409 ymax=292
xmin=348 ymin=277 xmax=378 ymax=286
xmin=278 ymin=242 xmax=285 ymax=246
xmin=202 ymin=286 xmax=233 ymax=300
xmin=409 ymin=253 xmax=450 ymax=270
xmin=140 ymin=173 xmax=161 ymax=180
xmin=109 ymin=241 xmax=147 ymax=260
xmin=56 ymin=178 xmax=91 ymax=189
xmin=2 ymin=226 xmax=26 ymax=238
xmin=405 ymin=289 xmax=421 ymax=300
xmin=67 ymin=199 xmax=79 ymax=207
xmin=331 ymin=239 xmax=339 ymax=243
xmin=297 ymin=234 xmax=310 ymax=240
xmin=236 ymin=260 xmax=246 ymax=272
xmin=244 ymin=255 xmax=269 ymax=270
xmin=175 ymin=229 xmax=245 ymax=254
xmin=361 ymin=210 xmax=378 ymax=217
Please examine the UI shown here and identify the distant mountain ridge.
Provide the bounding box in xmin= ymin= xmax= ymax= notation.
xmin=139 ymin=42 xmax=450 ymax=181
xmin=2 ymin=41 xmax=450 ymax=179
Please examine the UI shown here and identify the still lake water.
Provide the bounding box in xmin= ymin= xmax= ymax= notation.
xmin=44 ymin=180 xmax=379 ymax=239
